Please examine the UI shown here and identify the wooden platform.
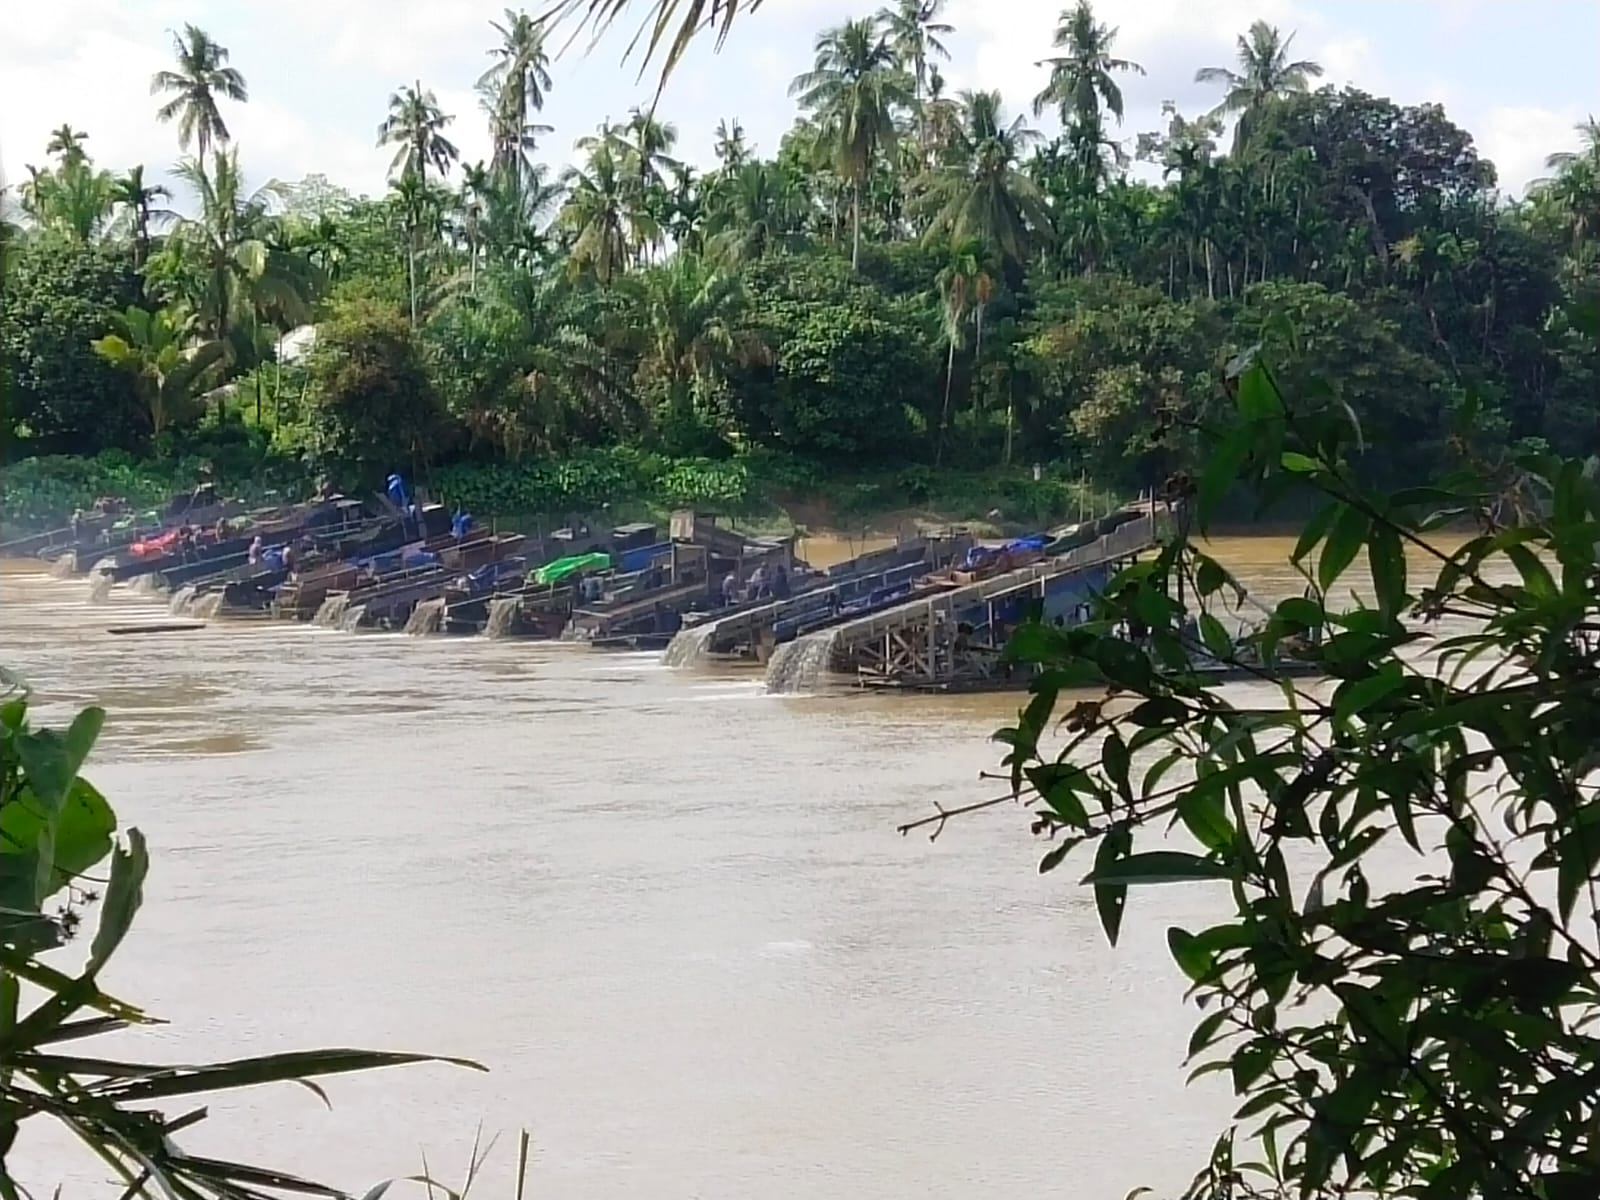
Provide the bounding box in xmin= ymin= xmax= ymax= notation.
xmin=766 ymin=512 xmax=1166 ymax=693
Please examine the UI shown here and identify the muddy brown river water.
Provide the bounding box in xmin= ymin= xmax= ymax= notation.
xmin=0 ymin=538 xmax=1320 ymax=1197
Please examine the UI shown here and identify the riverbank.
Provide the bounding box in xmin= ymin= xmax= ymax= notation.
xmin=1 ymin=446 xmax=1126 ymax=542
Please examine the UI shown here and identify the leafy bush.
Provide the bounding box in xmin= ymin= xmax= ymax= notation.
xmin=430 ymin=449 xmax=757 ymax=518
xmin=985 ymin=358 xmax=1600 ymax=1199
xmin=1 ymin=428 xmax=302 ymax=534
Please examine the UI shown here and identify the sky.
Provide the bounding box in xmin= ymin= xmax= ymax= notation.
xmin=1 ymin=0 xmax=1597 ymax=210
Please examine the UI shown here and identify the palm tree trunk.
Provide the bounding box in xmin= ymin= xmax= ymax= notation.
xmin=851 ymin=182 xmax=862 ymax=270
xmin=937 ymin=338 xmax=955 ymax=466
xmin=408 ymin=243 xmax=418 ymax=326
xmin=1003 ymin=377 xmax=1015 ymax=467
xmin=274 ymin=331 xmax=284 ymax=432
xmin=971 ymin=304 xmax=985 ymax=419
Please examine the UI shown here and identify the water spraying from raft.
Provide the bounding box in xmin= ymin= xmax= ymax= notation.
xmin=764 ymin=630 xmax=842 ymax=694
xmin=403 ymin=598 xmax=446 ymax=636
xmin=49 ymin=552 xmax=78 ymax=578
xmin=484 ymin=596 xmax=520 ymax=639
xmin=313 ymin=595 xmax=350 ymax=628
xmin=339 ymin=604 xmax=367 ymax=633
xmin=86 ymin=572 xmax=114 ymax=604
xmin=131 ymin=572 xmax=166 ymax=597
xmin=168 ymin=585 xmax=198 ymax=615
xmin=662 ymin=621 xmax=716 ymax=668
xmin=192 ymin=591 xmax=225 ymax=619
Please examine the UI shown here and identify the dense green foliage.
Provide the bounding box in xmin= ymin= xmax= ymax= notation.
xmin=1 ymin=238 xmax=144 ymax=453
xmin=972 ymin=340 xmax=1600 ymax=1198
xmin=2 ymin=5 xmax=1597 ymax=532
xmin=0 ymin=675 xmax=475 ymax=1196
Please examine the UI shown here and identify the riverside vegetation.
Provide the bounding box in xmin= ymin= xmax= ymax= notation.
xmin=2 ymin=4 xmax=1597 ymax=533
xmin=6 ymin=4 xmax=1600 ymax=1198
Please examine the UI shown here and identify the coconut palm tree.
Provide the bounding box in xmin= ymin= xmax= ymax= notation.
xmin=92 ymin=305 xmax=227 ymax=436
xmin=620 ymin=107 xmax=682 ymax=190
xmin=378 ymin=82 xmax=460 ymax=186
xmin=478 ymin=79 xmax=554 ymax=185
xmin=479 ymin=9 xmax=554 ymax=179
xmin=45 ymin=125 xmax=91 ymax=166
xmin=1545 ymin=117 xmax=1600 ymax=174
xmin=1033 ymin=2 xmax=1143 ymax=128
xmin=933 ymin=236 xmax=981 ymax=463
xmin=151 ymin=25 xmax=248 ymax=161
xmin=877 ymin=0 xmax=953 ymax=106
xmin=168 ymin=150 xmax=316 ymax=360
xmin=916 ymin=90 xmax=1050 ymax=269
xmin=705 ymin=161 xmax=804 ymax=265
xmin=922 ymin=66 xmax=962 ymax=160
xmin=713 ymin=118 xmax=751 ymax=169
xmin=789 ymin=18 xmax=914 ymax=269
xmin=387 ymin=170 xmax=453 ymax=324
xmin=1195 ymin=21 xmax=1322 ymax=152
xmin=1534 ymin=123 xmax=1600 ymax=258
xmin=559 ymin=139 xmax=641 ymax=284
xmin=110 ymin=166 xmax=173 ymax=270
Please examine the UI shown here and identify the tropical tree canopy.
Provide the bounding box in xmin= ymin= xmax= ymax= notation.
xmin=377 ymin=82 xmax=461 ymax=185
xmin=150 ymin=24 xmax=249 ymax=159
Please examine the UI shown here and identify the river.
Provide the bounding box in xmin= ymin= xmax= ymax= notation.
xmin=1 ymin=537 xmax=1315 ymax=1198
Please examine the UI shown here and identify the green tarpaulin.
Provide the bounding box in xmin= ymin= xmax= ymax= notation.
xmin=532 ymin=551 xmax=611 ymax=585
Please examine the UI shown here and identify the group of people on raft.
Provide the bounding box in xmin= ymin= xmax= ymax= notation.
xmin=720 ymin=561 xmax=791 ymax=608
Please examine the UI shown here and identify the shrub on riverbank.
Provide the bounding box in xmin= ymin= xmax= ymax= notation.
xmin=2 ymin=442 xmax=1126 ymax=537
xmin=0 ymin=421 xmax=305 ymax=534
xmin=428 ymin=450 xmax=1123 ymax=531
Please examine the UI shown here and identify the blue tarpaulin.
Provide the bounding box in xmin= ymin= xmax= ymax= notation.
xmin=963 ymin=534 xmax=1045 ymax=570
xmin=617 ymin=542 xmax=671 ymax=574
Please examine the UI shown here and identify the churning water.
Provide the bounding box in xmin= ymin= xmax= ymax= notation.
xmin=662 ymin=620 xmax=717 ymax=668
xmin=403 ymin=597 xmax=446 ymax=636
xmin=483 ymin=596 xmax=520 ymax=639
xmin=313 ymin=595 xmax=350 ymax=629
xmin=764 ymin=629 xmax=842 ymax=694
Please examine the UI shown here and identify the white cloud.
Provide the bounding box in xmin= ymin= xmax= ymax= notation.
xmin=1479 ymin=105 xmax=1584 ymax=196
xmin=1 ymin=0 xmax=1593 ymax=207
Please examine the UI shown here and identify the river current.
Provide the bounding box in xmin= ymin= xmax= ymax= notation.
xmin=0 ymin=537 xmax=1315 ymax=1197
